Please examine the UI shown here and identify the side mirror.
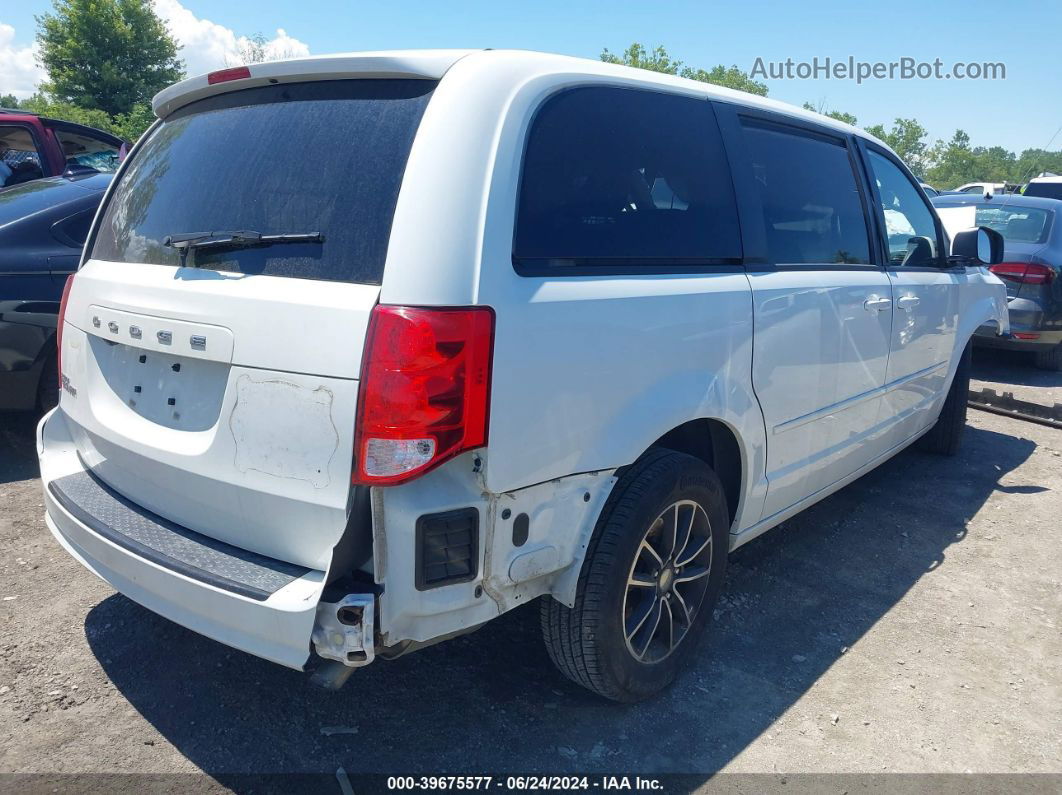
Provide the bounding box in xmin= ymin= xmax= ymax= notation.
xmin=950 ymin=226 xmax=1004 ymax=266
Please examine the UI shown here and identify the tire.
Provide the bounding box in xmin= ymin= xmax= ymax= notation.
xmin=1034 ymin=343 xmax=1062 ymax=371
xmin=541 ymin=448 xmax=729 ymax=702
xmin=917 ymin=342 xmax=971 ymax=456
xmin=36 ymin=352 xmax=59 ymax=414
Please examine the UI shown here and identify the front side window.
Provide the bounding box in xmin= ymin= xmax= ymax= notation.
xmin=740 ymin=120 xmax=871 ymax=265
xmin=513 ymin=87 xmax=741 ymax=271
xmin=866 ymin=149 xmax=942 ymax=267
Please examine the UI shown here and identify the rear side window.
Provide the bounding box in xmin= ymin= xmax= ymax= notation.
xmin=90 ymin=80 xmax=436 ymax=284
xmin=53 ymin=128 xmax=121 ymax=174
xmin=513 ymin=87 xmax=741 ymax=273
xmin=741 ymin=120 xmax=871 ymax=265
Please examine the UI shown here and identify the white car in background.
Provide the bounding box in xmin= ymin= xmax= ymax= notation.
xmin=38 ymin=50 xmax=1008 ymax=702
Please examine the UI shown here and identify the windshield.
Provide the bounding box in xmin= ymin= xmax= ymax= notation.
xmin=89 ymin=79 xmax=436 ymax=284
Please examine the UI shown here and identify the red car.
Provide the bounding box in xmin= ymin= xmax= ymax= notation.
xmin=0 ymin=107 xmax=127 ymax=188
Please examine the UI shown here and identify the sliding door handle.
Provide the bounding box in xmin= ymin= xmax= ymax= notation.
xmin=864 ymin=296 xmax=892 ymax=312
xmin=897 ymin=295 xmax=921 ymax=311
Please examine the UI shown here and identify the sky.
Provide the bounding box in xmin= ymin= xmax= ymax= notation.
xmin=2 ymin=0 xmax=1060 ymax=154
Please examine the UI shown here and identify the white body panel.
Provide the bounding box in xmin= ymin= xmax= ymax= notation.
xmin=748 ymin=269 xmax=893 ymax=520
xmin=38 ymin=49 xmax=1009 ymax=672
xmin=56 ymin=261 xmax=376 ymax=570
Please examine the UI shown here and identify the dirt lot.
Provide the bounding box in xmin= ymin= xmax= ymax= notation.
xmin=971 ymin=347 xmax=1062 ymax=407
xmin=1 ymin=363 xmax=1060 ymax=789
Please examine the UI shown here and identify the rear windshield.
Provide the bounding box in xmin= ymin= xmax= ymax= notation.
xmin=1023 ymin=181 xmax=1062 ymax=201
xmin=973 ymin=205 xmax=1052 ymax=244
xmin=89 ymin=79 xmax=436 ymax=284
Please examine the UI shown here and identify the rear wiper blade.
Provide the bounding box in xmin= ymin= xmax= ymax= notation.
xmin=162 ymin=230 xmax=324 ymax=267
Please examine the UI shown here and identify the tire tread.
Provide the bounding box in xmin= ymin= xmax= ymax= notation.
xmin=541 ymin=449 xmax=718 ymax=700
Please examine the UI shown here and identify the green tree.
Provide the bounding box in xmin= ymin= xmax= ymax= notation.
xmin=865 ymin=118 xmax=930 ymax=177
xmin=0 ymin=93 xmax=20 ymax=108
xmin=111 ymin=101 xmax=157 ymax=141
xmin=924 ymin=130 xmax=976 ymax=187
xmin=601 ymin=43 xmax=768 ymax=96
xmin=1015 ymin=149 xmax=1062 ymax=181
xmin=802 ymin=101 xmax=857 ymax=126
xmin=36 ymin=0 xmax=184 ymax=117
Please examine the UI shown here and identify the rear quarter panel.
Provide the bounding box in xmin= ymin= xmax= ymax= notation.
xmin=381 ymin=59 xmax=767 ymax=530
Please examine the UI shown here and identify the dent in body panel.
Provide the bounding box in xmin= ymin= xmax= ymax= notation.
xmin=229 ymin=375 xmax=338 ymax=488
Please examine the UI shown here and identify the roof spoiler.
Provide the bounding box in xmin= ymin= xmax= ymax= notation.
xmin=152 ymin=51 xmax=471 ymax=119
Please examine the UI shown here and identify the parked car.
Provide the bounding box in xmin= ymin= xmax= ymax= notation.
xmin=1023 ymin=175 xmax=1062 ymax=201
xmin=38 ymin=51 xmax=1007 ymax=702
xmin=953 ymin=181 xmax=1023 ymax=197
xmin=0 ymin=108 xmax=125 ymax=188
xmin=0 ymin=172 xmax=111 ymax=412
xmin=920 ymin=182 xmax=940 ymax=197
xmin=934 ymin=193 xmax=1062 ymax=369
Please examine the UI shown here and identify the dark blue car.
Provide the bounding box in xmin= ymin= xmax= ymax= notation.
xmin=933 ymin=193 xmax=1062 ymax=370
xmin=0 ymin=172 xmax=111 ymax=411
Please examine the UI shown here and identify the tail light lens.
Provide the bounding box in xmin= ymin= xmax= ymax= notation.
xmin=990 ymin=263 xmax=1056 ymax=285
xmin=56 ymin=274 xmax=74 ymax=388
xmin=353 ymin=305 xmax=494 ymax=486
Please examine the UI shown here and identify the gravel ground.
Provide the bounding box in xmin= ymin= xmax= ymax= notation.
xmin=1 ymin=399 xmax=1060 ymax=789
xmin=971 ymin=346 xmax=1062 ymax=406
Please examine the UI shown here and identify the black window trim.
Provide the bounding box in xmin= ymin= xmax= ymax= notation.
xmin=42 ymin=117 xmax=127 ymax=150
xmin=855 ymin=139 xmax=955 ymax=273
xmin=510 ymin=84 xmax=745 ymax=278
xmin=718 ymin=103 xmax=882 ymax=273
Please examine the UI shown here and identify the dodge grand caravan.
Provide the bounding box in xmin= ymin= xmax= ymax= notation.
xmin=38 ymin=50 xmax=1009 ymax=702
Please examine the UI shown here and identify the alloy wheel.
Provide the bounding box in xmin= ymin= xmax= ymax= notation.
xmin=622 ymin=499 xmax=714 ymax=664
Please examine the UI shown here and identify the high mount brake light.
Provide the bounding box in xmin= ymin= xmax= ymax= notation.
xmin=56 ymin=274 xmax=74 ymax=389
xmin=207 ymin=66 xmax=251 ymax=85
xmin=353 ymin=305 xmax=495 ymax=486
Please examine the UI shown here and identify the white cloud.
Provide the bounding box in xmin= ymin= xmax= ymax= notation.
xmin=0 ymin=23 xmax=46 ymax=99
xmin=153 ymin=0 xmax=310 ymax=77
xmin=0 ymin=4 xmax=309 ymax=103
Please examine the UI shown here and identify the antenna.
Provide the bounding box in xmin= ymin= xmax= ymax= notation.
xmin=998 ymin=121 xmax=1062 ymax=213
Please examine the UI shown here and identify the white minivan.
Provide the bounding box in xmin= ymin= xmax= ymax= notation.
xmin=38 ymin=50 xmax=1009 ymax=701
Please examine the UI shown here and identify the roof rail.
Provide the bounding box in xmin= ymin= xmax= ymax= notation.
xmin=0 ymin=107 xmax=34 ymax=115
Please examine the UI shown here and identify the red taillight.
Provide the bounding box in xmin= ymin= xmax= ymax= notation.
xmin=207 ymin=66 xmax=251 ymax=85
xmin=990 ymin=263 xmax=1056 ymax=285
xmin=353 ymin=305 xmax=495 ymax=486
xmin=56 ymin=274 xmax=74 ymax=388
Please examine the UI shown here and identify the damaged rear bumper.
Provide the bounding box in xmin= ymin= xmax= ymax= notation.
xmin=39 ymin=408 xmax=335 ymax=670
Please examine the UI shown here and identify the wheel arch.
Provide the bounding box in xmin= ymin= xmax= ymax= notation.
xmin=646 ymin=419 xmax=744 ymax=529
